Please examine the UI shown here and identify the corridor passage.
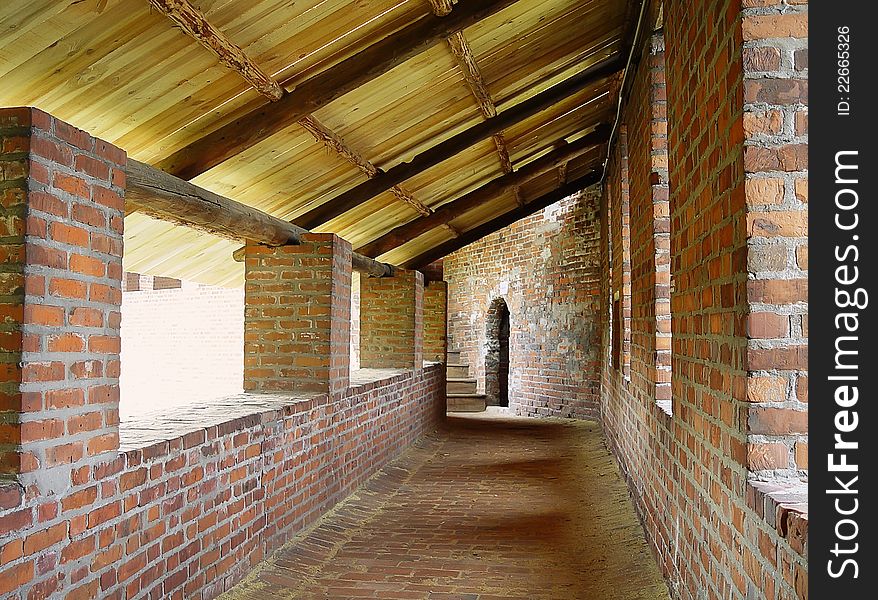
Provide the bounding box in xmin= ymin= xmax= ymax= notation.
xmin=223 ymin=412 xmax=670 ymax=600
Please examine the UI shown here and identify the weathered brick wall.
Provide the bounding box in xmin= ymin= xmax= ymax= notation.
xmin=607 ymin=129 xmax=631 ymax=378
xmin=0 ymin=107 xmax=445 ymax=599
xmin=741 ymin=0 xmax=809 ymax=475
xmin=0 ymin=365 xmax=445 ymax=599
xmin=243 ymin=234 xmax=352 ymax=394
xmin=599 ymin=3 xmax=808 ymax=599
xmin=625 ymin=33 xmax=671 ymax=408
xmin=444 ymin=189 xmax=603 ymax=420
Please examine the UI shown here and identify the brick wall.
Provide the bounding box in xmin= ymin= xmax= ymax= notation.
xmin=607 ymin=128 xmax=631 ymax=378
xmin=243 ymin=235 xmax=352 ymax=394
xmin=0 ymin=365 xmax=444 ymax=599
xmin=625 ymin=33 xmax=671 ymax=409
xmin=741 ymin=0 xmax=809 ymax=475
xmin=423 ymin=281 xmax=447 ymax=363
xmin=598 ymin=3 xmax=808 ymax=599
xmin=444 ymin=189 xmax=603 ymax=420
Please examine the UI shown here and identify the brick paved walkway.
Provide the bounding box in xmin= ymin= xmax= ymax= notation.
xmin=222 ymin=411 xmax=670 ymax=600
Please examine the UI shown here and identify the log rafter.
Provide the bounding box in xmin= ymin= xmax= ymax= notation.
xmin=147 ymin=0 xmax=283 ymax=101
xmin=148 ymin=0 xmax=434 ymax=242
xmin=428 ymin=0 xmax=454 ymax=17
xmin=126 ymin=159 xmax=394 ymax=277
xmin=297 ymin=116 xmax=433 ymax=217
xmin=442 ymin=17 xmax=515 ymax=179
xmin=156 ymin=0 xmax=520 ymax=179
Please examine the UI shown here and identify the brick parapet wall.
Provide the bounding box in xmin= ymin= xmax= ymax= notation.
xmin=0 ymin=107 xmax=124 ymax=497
xmin=445 ymin=189 xmax=602 ymax=420
xmin=0 ymin=365 xmax=445 ymax=598
xmin=359 ymin=269 xmax=423 ymax=369
xmin=599 ymin=3 xmax=807 ymax=599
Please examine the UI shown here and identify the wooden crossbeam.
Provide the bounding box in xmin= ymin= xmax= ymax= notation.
xmin=125 ymin=159 xmax=394 ymax=277
xmin=293 ymin=55 xmax=623 ymax=229
xmin=356 ymin=125 xmax=609 ymax=258
xmin=403 ymin=169 xmax=603 ymax=268
xmin=156 ymin=0 xmax=520 ymax=179
xmin=148 ymin=0 xmax=283 ymax=101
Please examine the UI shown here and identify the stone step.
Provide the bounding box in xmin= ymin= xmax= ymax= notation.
xmin=446 ymin=364 xmax=470 ymax=378
xmin=446 ymin=393 xmax=487 ymax=412
xmin=447 ymin=378 xmax=478 ymax=394
xmin=446 ymin=350 xmax=462 ymax=363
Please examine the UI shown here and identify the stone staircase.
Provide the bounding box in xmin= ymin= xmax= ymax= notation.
xmin=446 ymin=350 xmax=486 ymax=412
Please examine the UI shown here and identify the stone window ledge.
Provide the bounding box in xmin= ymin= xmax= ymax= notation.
xmin=119 ymin=366 xmax=436 ymax=452
xmin=747 ymin=478 xmax=808 ymax=558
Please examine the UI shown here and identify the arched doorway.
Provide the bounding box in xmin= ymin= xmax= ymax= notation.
xmin=485 ymin=298 xmax=511 ymax=407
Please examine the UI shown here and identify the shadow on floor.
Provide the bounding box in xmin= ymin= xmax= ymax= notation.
xmin=222 ymin=413 xmax=671 ymax=600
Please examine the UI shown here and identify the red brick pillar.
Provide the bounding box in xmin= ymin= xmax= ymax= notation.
xmin=243 ymin=233 xmax=352 ymax=394
xmin=0 ymin=107 xmax=125 ymax=495
xmin=360 ymin=269 xmax=423 ymax=369
xmin=422 ymin=281 xmax=447 ymax=363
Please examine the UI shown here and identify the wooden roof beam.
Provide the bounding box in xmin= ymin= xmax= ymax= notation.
xmin=147 ymin=0 xmax=283 ymax=101
xmin=157 ymin=0 xmax=521 ymax=179
xmin=125 ymin=159 xmax=394 ymax=278
xmin=447 ymin=31 xmax=496 ymax=120
xmin=403 ymin=169 xmax=603 ymax=269
xmin=443 ymin=17 xmax=515 ymax=175
xmin=148 ymin=0 xmax=433 ymax=236
xmin=357 ymin=124 xmax=609 ymax=258
xmin=293 ymin=54 xmax=624 ymax=229
xmin=297 ymin=116 xmax=432 ymax=216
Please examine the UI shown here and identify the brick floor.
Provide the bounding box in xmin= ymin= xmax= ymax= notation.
xmin=222 ymin=411 xmax=670 ymax=599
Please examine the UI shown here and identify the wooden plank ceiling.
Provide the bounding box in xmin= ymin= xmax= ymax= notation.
xmin=0 ymin=0 xmax=633 ymax=286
